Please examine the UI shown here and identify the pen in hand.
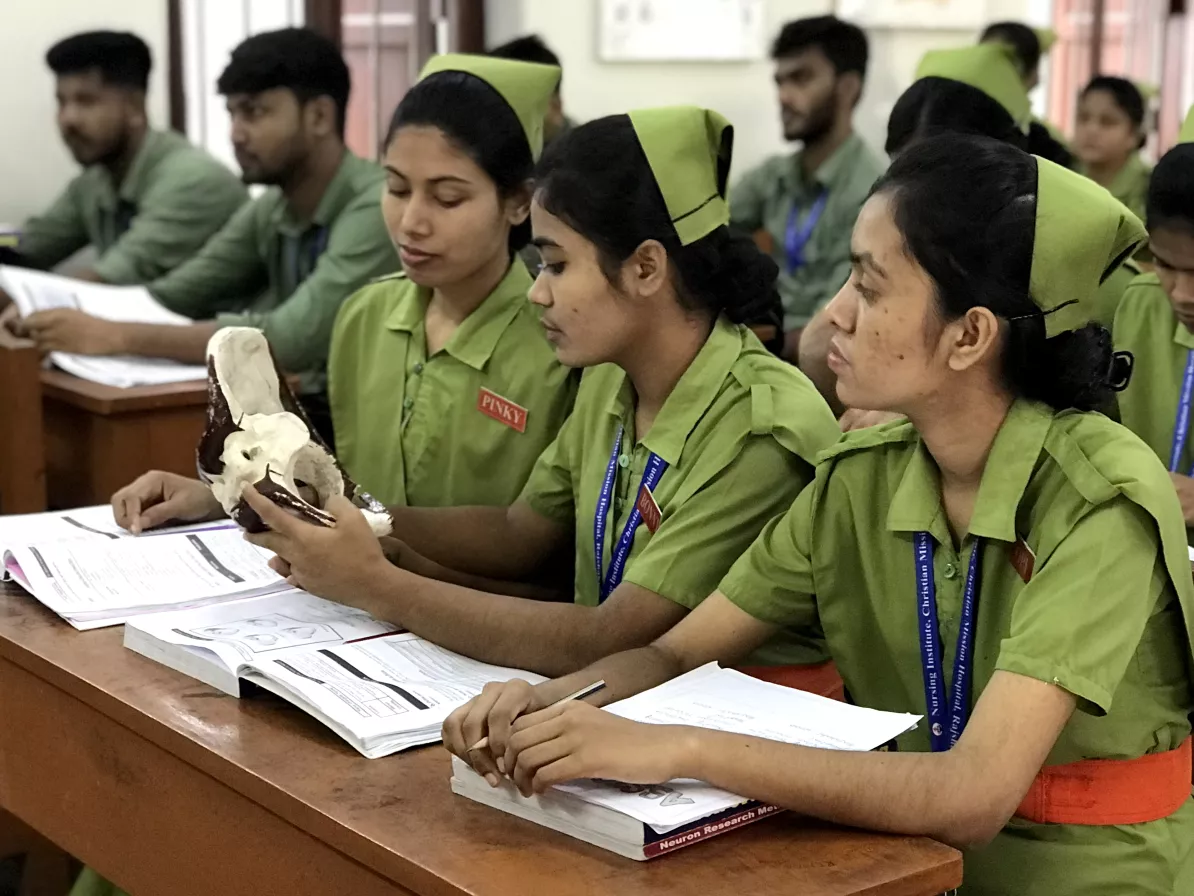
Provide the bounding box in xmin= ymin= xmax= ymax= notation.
xmin=467 ymin=679 xmax=607 ymax=753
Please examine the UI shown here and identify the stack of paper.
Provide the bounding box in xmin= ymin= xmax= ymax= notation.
xmin=0 ymin=265 xmax=207 ymax=387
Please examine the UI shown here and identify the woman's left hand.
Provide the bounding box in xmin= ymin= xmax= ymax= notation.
xmin=242 ymin=486 xmax=390 ymax=603
xmin=504 ymin=701 xmax=693 ymax=797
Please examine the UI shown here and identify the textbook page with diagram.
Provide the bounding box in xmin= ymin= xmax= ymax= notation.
xmin=0 ymin=265 xmax=207 ymax=387
xmin=451 ymin=664 xmax=920 ymax=859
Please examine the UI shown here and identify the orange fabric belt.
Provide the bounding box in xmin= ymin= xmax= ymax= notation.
xmin=738 ymin=661 xmax=845 ymax=702
xmin=1015 ymin=737 xmax=1193 ymax=826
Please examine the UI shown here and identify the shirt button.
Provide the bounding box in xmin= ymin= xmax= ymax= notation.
xmin=618 ymin=454 xmax=630 ymax=468
xmin=942 ymin=563 xmax=958 ymax=580
xmin=413 ymin=362 xmax=424 ymax=374
xmin=403 ymin=397 xmax=414 ymax=410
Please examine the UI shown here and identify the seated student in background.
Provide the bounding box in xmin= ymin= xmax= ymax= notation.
xmin=236 ymin=108 xmax=840 ymax=688
xmin=1113 ymin=109 xmax=1194 ymax=531
xmin=979 ymin=21 xmax=1074 ymax=167
xmin=15 ymin=28 xmax=397 ymax=442
xmin=729 ymin=16 xmax=884 ymax=363
xmin=448 ymin=134 xmax=1194 ymax=896
xmin=0 ymin=31 xmax=245 ymax=284
xmin=114 ymin=54 xmax=577 ymax=518
xmin=1074 ymin=76 xmax=1152 ymax=221
xmin=488 ymin=35 xmax=575 ymax=148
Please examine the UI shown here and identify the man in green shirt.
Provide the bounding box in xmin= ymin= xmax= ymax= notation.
xmin=730 ymin=16 xmax=885 ymax=361
xmin=17 ymin=29 xmax=398 ymax=442
xmin=0 ymin=31 xmax=245 ymax=285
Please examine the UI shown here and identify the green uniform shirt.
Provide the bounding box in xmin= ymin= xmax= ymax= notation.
xmin=1081 ymin=153 xmax=1152 ymax=223
xmin=17 ymin=129 xmax=246 ymax=284
xmin=329 ymin=259 xmax=578 ymax=507
xmin=721 ymin=400 xmax=1194 ymax=896
xmin=730 ymin=134 xmax=886 ymax=331
xmin=520 ymin=318 xmax=840 ymax=665
xmin=1090 ymin=258 xmax=1141 ymax=333
xmin=149 ymin=151 xmax=398 ymax=394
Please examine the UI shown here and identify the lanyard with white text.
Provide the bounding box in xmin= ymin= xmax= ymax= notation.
xmin=784 ymin=189 xmax=829 ymax=273
xmin=594 ymin=424 xmax=668 ymax=603
xmin=1168 ymin=350 xmax=1194 ymax=474
xmin=914 ymin=532 xmax=982 ymax=752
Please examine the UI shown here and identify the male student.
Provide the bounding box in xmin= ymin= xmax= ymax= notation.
xmin=488 ymin=35 xmax=575 ymax=147
xmin=17 ymin=28 xmax=398 ymax=443
xmin=729 ymin=16 xmax=884 ymax=362
xmin=0 ymin=31 xmax=245 ymax=284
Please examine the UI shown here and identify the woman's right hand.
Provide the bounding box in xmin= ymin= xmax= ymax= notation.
xmin=111 ymin=471 xmax=225 ymax=534
xmin=442 ymin=679 xmax=546 ymax=786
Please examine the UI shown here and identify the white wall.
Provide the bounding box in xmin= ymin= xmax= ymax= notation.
xmin=487 ymin=0 xmax=1046 ymax=177
xmin=0 ymin=0 xmax=169 ymax=224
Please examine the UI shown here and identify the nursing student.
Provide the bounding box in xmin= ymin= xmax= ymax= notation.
xmin=1113 ymin=109 xmax=1194 ymax=533
xmin=113 ymin=54 xmax=577 ymax=527
xmin=447 ymin=134 xmax=1194 ymax=896
xmin=238 ymin=107 xmax=842 ymax=688
xmin=1074 ymin=76 xmax=1152 ymax=221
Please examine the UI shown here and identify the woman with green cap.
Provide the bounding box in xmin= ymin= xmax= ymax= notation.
xmin=238 ymin=107 xmax=842 ymax=694
xmin=1113 ymin=108 xmax=1194 ymax=534
xmin=110 ymin=55 xmax=579 ymax=535
xmin=446 ymin=133 xmax=1194 ymax=896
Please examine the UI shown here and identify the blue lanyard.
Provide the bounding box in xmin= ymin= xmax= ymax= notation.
xmin=1169 ymin=350 xmax=1194 ymax=475
xmin=914 ymin=532 xmax=982 ymax=752
xmin=594 ymin=425 xmax=668 ymax=603
xmin=784 ymin=190 xmax=829 ymax=273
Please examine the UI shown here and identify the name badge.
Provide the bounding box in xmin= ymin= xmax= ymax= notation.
xmin=1009 ymin=537 xmax=1035 ymax=584
xmin=635 ymin=483 xmax=663 ymax=534
xmin=477 ymin=387 xmax=527 ymax=433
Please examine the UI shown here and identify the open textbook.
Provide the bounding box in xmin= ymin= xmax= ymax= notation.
xmin=4 ymin=528 xmax=288 ymax=629
xmin=126 ymin=607 xmax=544 ymax=758
xmin=451 ymin=664 xmax=920 ymax=860
xmin=0 ymin=265 xmax=207 ymax=387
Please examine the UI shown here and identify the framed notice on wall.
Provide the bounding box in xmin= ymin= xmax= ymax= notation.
xmin=598 ymin=0 xmax=766 ymax=62
xmin=835 ymin=0 xmax=989 ymax=30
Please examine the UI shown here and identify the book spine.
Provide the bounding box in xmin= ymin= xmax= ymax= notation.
xmin=641 ymin=804 xmax=785 ymax=859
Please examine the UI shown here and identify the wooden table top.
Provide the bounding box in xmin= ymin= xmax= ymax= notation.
xmin=0 ymin=585 xmax=963 ymax=896
xmin=39 ymin=369 xmax=208 ymax=415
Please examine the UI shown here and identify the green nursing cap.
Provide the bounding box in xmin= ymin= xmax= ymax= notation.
xmin=418 ymin=53 xmax=560 ymax=161
xmin=916 ymin=44 xmax=1030 ymax=127
xmin=1031 ymin=157 xmax=1147 ymax=336
xmin=627 ymin=106 xmax=732 ymax=246
xmin=1181 ymin=105 xmax=1194 ymax=144
xmin=1034 ymin=27 xmax=1058 ymax=54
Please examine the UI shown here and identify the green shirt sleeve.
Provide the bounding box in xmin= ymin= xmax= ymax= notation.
xmin=623 ymin=437 xmax=813 ymax=609
xmin=92 ymin=164 xmax=246 ymax=284
xmin=519 ymin=421 xmax=577 ymax=523
xmin=729 ymin=163 xmax=770 ymax=234
xmin=17 ymin=181 xmax=89 ymax=270
xmin=216 ymin=196 xmax=397 ymax=375
xmin=994 ymin=497 xmax=1168 ymax=715
xmin=148 ymin=201 xmax=269 ymax=318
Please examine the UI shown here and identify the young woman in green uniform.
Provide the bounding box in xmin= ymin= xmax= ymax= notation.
xmin=446 ymin=133 xmax=1194 ymax=896
xmin=1113 ymin=108 xmax=1194 ymax=529
xmin=1074 ymin=76 xmax=1152 ymax=221
xmin=240 ymin=107 xmax=842 ymax=688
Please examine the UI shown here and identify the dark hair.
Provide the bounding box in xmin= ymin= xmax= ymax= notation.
xmin=980 ymin=22 xmax=1041 ymax=77
xmin=875 ymin=133 xmax=1118 ymax=412
xmin=535 ymin=115 xmax=779 ymax=327
xmin=217 ymin=28 xmax=350 ymax=138
xmin=1147 ymin=144 xmax=1194 ymax=236
xmin=386 ymin=71 xmax=534 ymax=253
xmin=1081 ymin=76 xmax=1146 ymax=127
xmin=886 ymin=77 xmax=1025 ymax=156
xmin=46 ymin=31 xmax=151 ymax=90
xmin=771 ymin=16 xmax=868 ymax=79
xmin=489 ymin=35 xmax=562 ymax=89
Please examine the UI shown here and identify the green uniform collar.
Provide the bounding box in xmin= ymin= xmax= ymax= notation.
xmin=273 ymin=150 xmax=359 ymax=235
xmin=786 ymin=132 xmax=864 ymax=195
xmin=1173 ymin=319 xmax=1194 ymax=351
xmin=603 ymin=316 xmax=741 ymax=465
xmin=384 ymin=258 xmax=534 ymax=371
xmin=887 ymin=399 xmax=1052 ymax=543
xmin=95 ymin=128 xmax=175 ymax=208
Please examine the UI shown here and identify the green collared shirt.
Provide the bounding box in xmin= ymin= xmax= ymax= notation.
xmin=149 ymin=151 xmax=398 ymax=394
xmin=17 ymin=129 xmax=246 ymax=284
xmin=1080 ymin=152 xmax=1152 ymax=223
xmin=329 ymin=259 xmax=578 ymax=507
xmin=730 ymin=134 xmax=886 ymax=331
xmin=520 ymin=317 xmax=840 ymax=664
xmin=721 ymin=400 xmax=1194 ymax=896
xmin=1090 ymin=258 xmax=1141 ymax=334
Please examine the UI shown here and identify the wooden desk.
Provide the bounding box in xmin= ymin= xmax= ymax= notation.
xmin=0 ymin=588 xmax=963 ymax=896
xmin=39 ymin=371 xmax=206 ymax=509
xmin=0 ymin=337 xmax=45 ymax=514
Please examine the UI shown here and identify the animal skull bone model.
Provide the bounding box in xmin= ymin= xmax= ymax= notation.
xmin=197 ymin=327 xmax=392 ymax=536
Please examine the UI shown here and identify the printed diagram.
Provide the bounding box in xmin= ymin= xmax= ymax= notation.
xmin=610 ymin=782 xmax=696 ymax=807
xmin=183 ymin=613 xmax=347 ymax=653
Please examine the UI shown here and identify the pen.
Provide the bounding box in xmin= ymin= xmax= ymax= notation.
xmin=467 ymin=679 xmax=606 ymax=753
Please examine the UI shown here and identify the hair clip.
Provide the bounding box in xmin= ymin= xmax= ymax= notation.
xmin=1106 ymin=350 xmax=1134 ymax=392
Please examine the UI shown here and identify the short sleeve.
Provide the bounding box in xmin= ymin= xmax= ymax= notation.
xmin=718 ymin=479 xmax=820 ymax=630
xmin=624 ymin=436 xmax=814 ymax=609
xmin=518 ymin=421 xmax=577 ymax=523
xmin=995 ymin=498 xmax=1168 ymax=715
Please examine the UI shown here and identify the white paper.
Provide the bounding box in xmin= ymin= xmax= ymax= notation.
xmin=0 ymin=265 xmax=208 ymax=386
xmin=598 ymin=0 xmax=764 ymax=62
xmin=1187 ymin=545 xmax=1194 ymax=563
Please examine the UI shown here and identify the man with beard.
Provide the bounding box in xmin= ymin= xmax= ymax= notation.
xmin=729 ymin=16 xmax=884 ymax=362
xmin=15 ymin=28 xmax=398 ymax=444
xmin=2 ymin=31 xmax=245 ymax=283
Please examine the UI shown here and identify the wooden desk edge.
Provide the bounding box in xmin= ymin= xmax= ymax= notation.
xmin=40 ymin=370 xmax=208 ymax=415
